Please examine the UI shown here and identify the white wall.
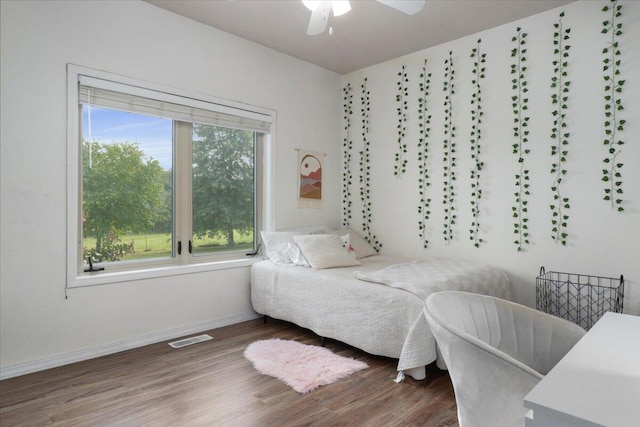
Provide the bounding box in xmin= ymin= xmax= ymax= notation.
xmin=0 ymin=0 xmax=341 ymax=377
xmin=342 ymin=1 xmax=639 ymax=314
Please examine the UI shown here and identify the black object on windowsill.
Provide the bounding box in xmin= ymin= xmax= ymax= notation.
xmin=84 ymin=256 xmax=105 ymax=273
xmin=246 ymin=243 xmax=261 ymax=257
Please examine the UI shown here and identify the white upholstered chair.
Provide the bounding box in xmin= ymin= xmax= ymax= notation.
xmin=424 ymin=291 xmax=585 ymax=427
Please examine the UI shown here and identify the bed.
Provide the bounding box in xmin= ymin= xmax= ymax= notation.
xmin=250 ymin=230 xmax=511 ymax=380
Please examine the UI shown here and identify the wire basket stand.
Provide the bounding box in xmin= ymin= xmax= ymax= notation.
xmin=536 ymin=266 xmax=624 ymax=330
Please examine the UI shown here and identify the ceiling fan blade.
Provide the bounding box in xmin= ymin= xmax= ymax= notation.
xmin=307 ymin=6 xmax=328 ymax=35
xmin=331 ymin=0 xmax=351 ymax=17
xmin=376 ymin=0 xmax=425 ymax=15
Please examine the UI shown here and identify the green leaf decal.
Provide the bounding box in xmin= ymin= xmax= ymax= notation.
xmin=417 ymin=59 xmax=432 ymax=249
xmin=601 ymin=0 xmax=625 ymax=211
xmin=550 ymin=11 xmax=571 ymax=245
xmin=511 ymin=27 xmax=531 ymax=252
xmin=470 ymin=39 xmax=486 ymax=248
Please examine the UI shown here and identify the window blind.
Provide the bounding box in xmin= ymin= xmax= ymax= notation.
xmin=78 ymin=75 xmax=272 ymax=133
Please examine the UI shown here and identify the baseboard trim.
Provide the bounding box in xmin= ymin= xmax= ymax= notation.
xmin=0 ymin=312 xmax=260 ymax=381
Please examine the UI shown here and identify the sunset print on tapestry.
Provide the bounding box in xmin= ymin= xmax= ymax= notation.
xmin=298 ymin=150 xmax=323 ymax=208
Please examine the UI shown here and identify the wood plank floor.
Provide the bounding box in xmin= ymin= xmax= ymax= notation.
xmin=0 ymin=318 xmax=458 ymax=427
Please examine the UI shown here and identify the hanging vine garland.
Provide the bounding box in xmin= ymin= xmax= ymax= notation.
xmin=394 ymin=65 xmax=409 ymax=177
xmin=417 ymin=59 xmax=432 ymax=249
xmin=359 ymin=78 xmax=370 ymax=237
xmin=601 ymin=0 xmax=625 ymax=212
xmin=342 ymin=83 xmax=353 ymax=228
xmin=511 ymin=27 xmax=531 ymax=252
xmin=359 ymin=78 xmax=382 ymax=251
xmin=550 ymin=12 xmax=571 ymax=245
xmin=469 ymin=39 xmax=486 ymax=249
xmin=442 ymin=51 xmax=457 ymax=244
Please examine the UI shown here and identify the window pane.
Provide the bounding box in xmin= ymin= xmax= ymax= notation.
xmin=81 ymin=105 xmax=173 ymax=264
xmin=191 ymin=124 xmax=255 ymax=256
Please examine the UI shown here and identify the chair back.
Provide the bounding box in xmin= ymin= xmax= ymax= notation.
xmin=425 ymin=291 xmax=585 ymax=427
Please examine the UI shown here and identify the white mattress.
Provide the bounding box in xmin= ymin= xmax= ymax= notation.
xmin=250 ymin=255 xmax=511 ymax=375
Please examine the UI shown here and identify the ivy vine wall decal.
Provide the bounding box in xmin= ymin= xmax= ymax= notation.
xmin=442 ymin=51 xmax=457 ymax=244
xmin=394 ymin=65 xmax=409 ymax=177
xmin=469 ymin=39 xmax=486 ymax=249
xmin=417 ymin=59 xmax=432 ymax=249
xmin=342 ymin=83 xmax=353 ymax=228
xmin=550 ymin=12 xmax=571 ymax=245
xmin=511 ymin=27 xmax=531 ymax=252
xmin=601 ymin=0 xmax=625 ymax=212
xmin=359 ymin=78 xmax=382 ymax=251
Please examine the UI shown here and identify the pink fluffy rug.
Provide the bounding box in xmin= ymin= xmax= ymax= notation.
xmin=244 ymin=339 xmax=368 ymax=394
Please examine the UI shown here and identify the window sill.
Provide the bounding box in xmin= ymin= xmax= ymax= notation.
xmin=68 ymin=256 xmax=263 ymax=289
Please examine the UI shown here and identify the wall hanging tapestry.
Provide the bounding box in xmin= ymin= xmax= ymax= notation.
xmin=297 ymin=149 xmax=325 ymax=209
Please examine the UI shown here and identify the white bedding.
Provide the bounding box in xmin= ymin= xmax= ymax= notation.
xmin=355 ymin=259 xmax=511 ymax=300
xmin=250 ymin=255 xmax=511 ymax=377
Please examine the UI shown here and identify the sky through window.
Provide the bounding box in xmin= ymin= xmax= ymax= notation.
xmin=82 ymin=106 xmax=173 ymax=170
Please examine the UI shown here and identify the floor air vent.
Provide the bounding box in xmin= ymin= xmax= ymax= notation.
xmin=168 ymin=334 xmax=213 ymax=349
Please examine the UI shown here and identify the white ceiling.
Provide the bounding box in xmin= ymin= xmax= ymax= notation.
xmin=145 ymin=0 xmax=576 ymax=75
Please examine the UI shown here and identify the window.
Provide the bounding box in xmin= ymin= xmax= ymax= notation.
xmin=67 ymin=65 xmax=275 ymax=287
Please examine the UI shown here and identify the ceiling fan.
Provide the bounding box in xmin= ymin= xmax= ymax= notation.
xmin=302 ymin=0 xmax=426 ymax=35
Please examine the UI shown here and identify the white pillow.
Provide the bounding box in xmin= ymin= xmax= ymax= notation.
xmin=293 ymin=234 xmax=360 ymax=270
xmin=260 ymin=231 xmax=309 ymax=267
xmin=325 ymin=229 xmax=378 ymax=259
xmin=280 ymin=225 xmax=329 ymax=234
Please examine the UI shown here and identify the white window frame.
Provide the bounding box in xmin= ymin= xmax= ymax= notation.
xmin=66 ymin=64 xmax=276 ymax=288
